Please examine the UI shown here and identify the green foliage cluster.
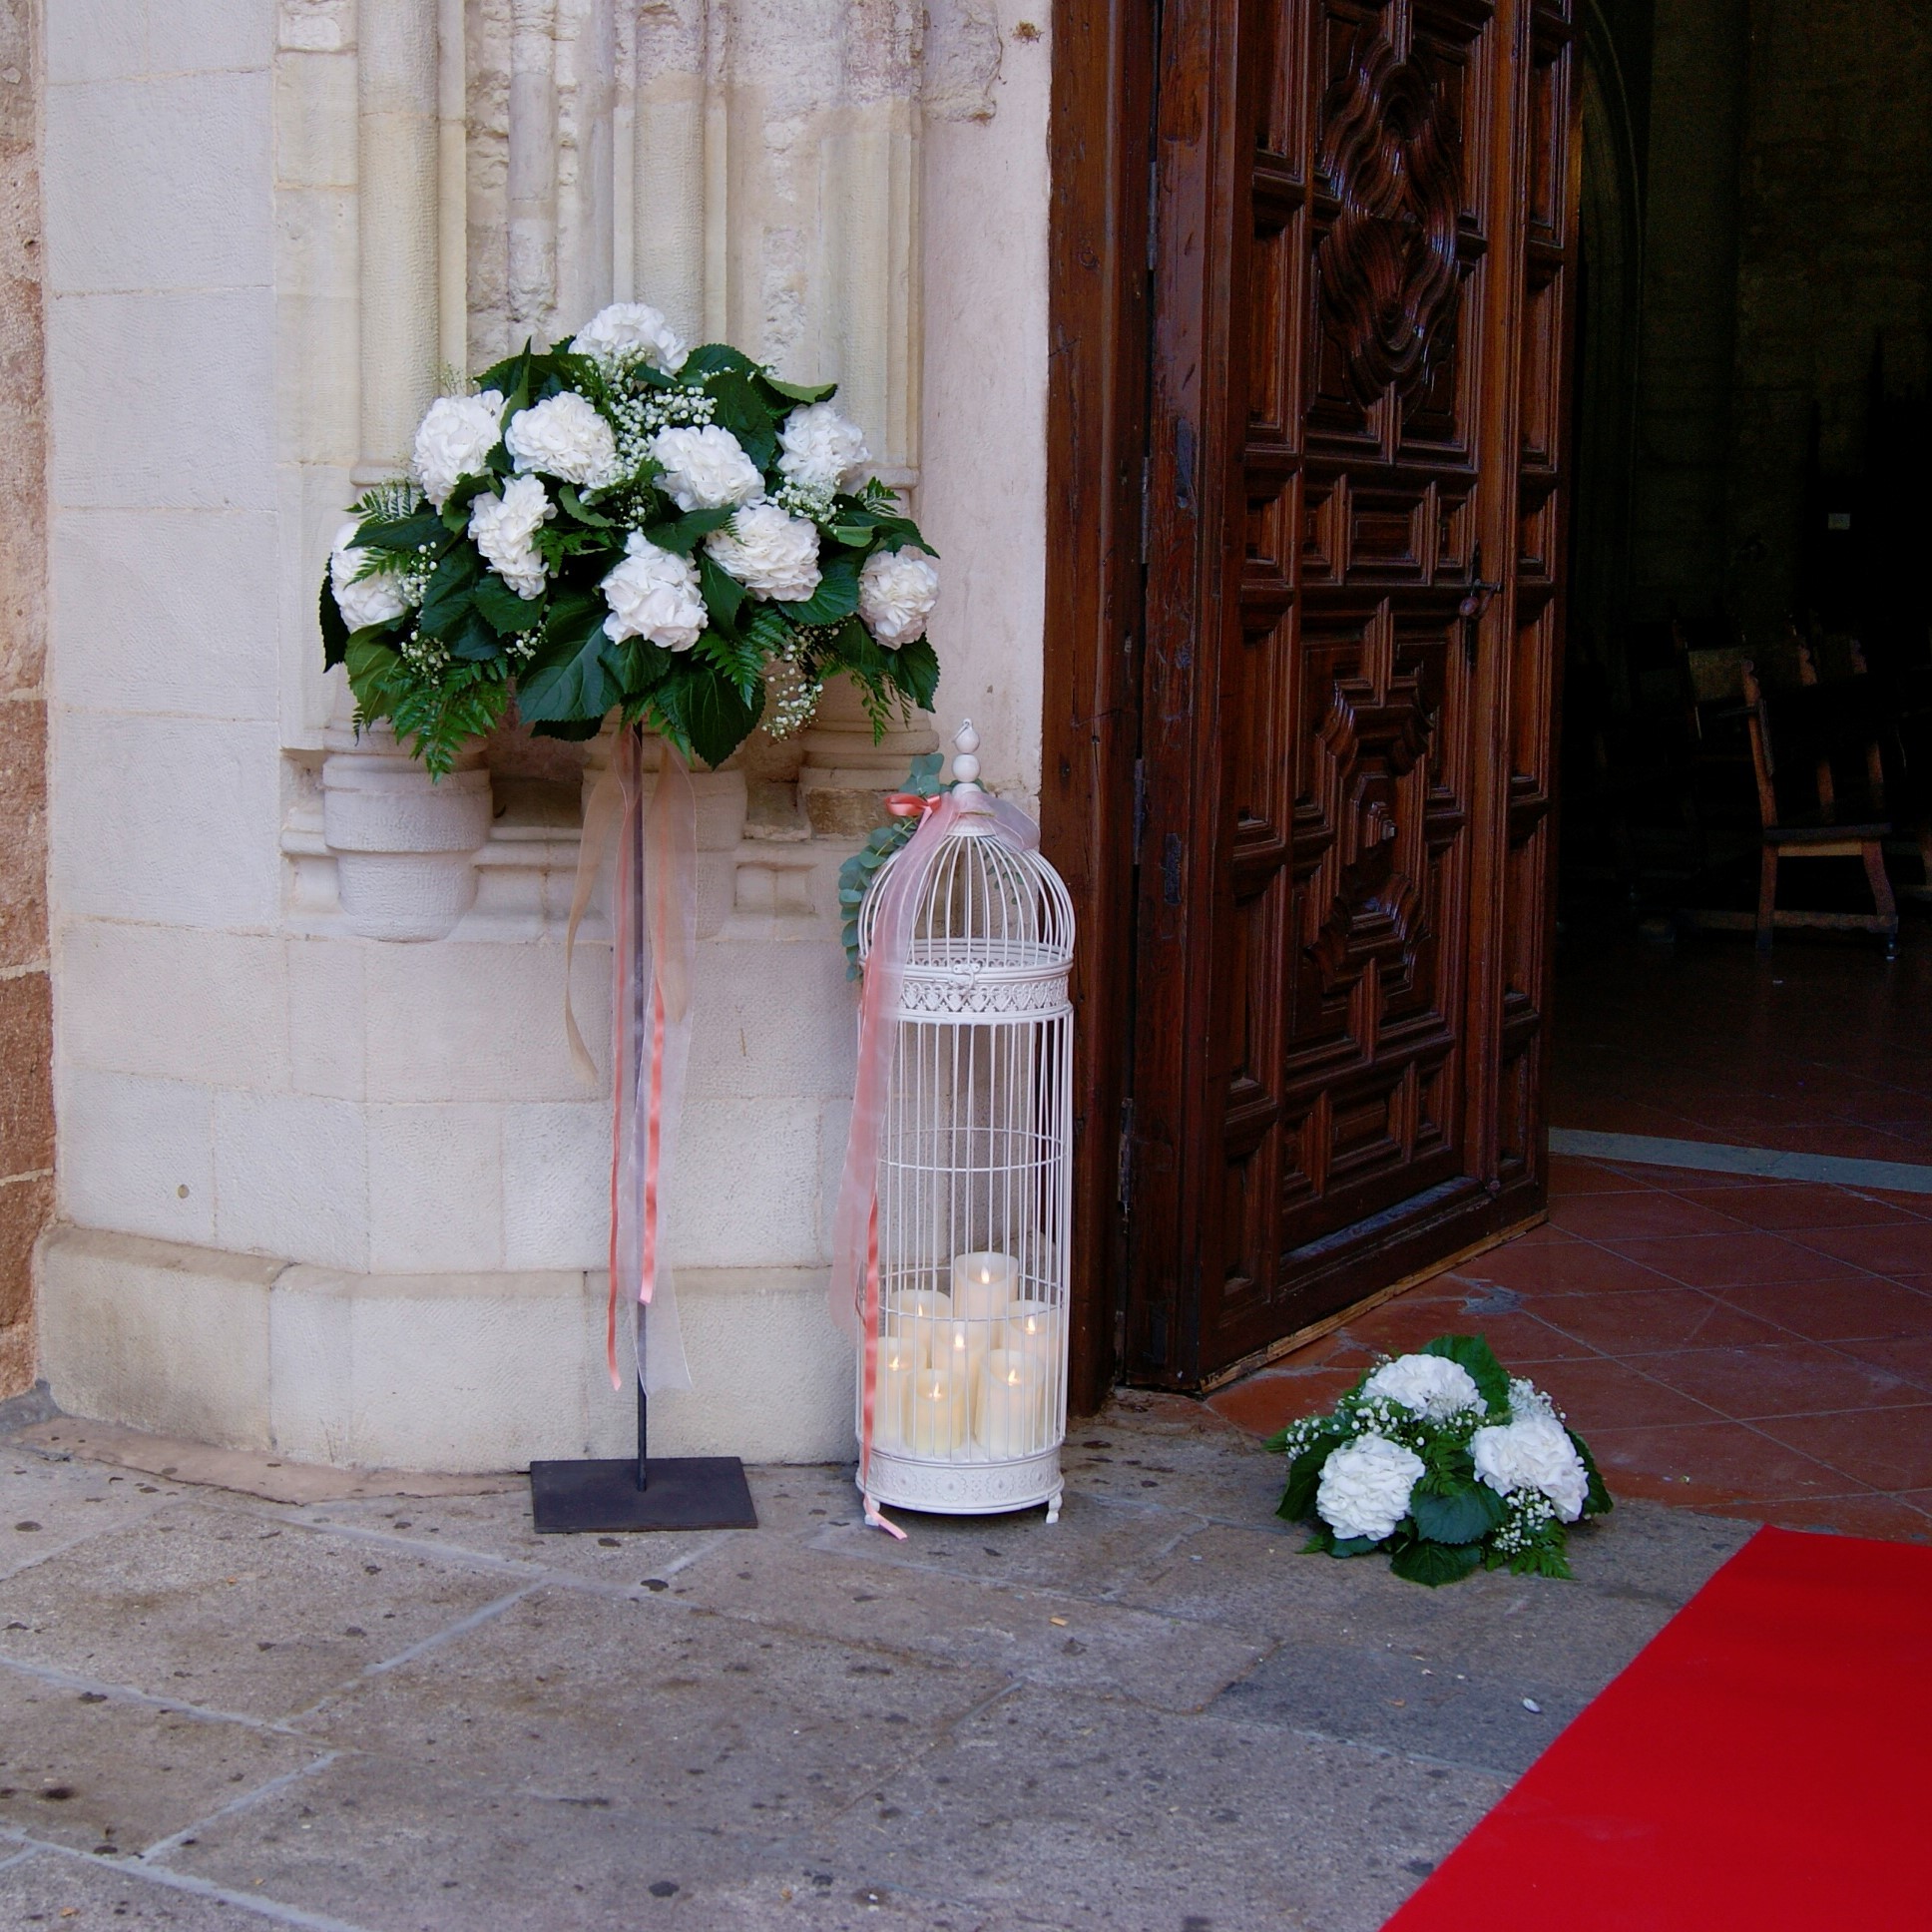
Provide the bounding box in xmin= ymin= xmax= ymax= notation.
xmin=319 ymin=341 xmax=939 ymax=775
xmin=1266 ymin=1333 xmax=1613 ymax=1587
xmin=835 ymin=751 xmax=948 ymax=977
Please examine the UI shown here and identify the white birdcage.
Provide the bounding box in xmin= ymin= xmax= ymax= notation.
xmin=854 ymin=724 xmax=1076 ymax=1522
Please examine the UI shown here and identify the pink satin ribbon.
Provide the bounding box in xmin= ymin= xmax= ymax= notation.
xmin=567 ymin=727 xmax=698 ymax=1393
xmin=829 ymin=784 xmax=1042 ymax=1508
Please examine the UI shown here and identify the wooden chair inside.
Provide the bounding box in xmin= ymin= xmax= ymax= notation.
xmin=1740 ymin=656 xmax=1898 ymax=957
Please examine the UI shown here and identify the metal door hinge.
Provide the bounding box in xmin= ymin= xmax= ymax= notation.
xmin=1117 ymin=1098 xmax=1136 ymax=1216
xmin=1132 ymin=756 xmax=1147 ymax=866
xmin=1148 ymin=158 xmax=1160 ymax=273
xmin=1139 ymin=454 xmax=1151 ymax=564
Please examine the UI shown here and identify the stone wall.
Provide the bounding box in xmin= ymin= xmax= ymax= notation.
xmin=0 ymin=0 xmax=47 ymax=1399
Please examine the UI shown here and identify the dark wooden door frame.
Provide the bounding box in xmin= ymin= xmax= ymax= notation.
xmin=1042 ymin=0 xmax=1158 ymax=1414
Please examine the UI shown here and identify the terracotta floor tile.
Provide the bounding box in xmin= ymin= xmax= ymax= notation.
xmin=1424 ymin=1307 xmax=1601 ymax=1364
xmin=1750 ymin=1405 xmax=1932 ymax=1492
xmin=1669 ymin=1182 xmax=1924 ymax=1231
xmin=1866 ymin=1190 xmax=1932 ymax=1217
xmin=1522 ymin=1355 xmax=1722 ymax=1431
xmin=1626 ymin=1340 xmax=1928 ymax=1420
xmin=1458 ymin=1237 xmax=1681 ymax=1297
xmin=1599 ymin=1161 xmax=1764 ymax=1191
xmin=1898 ymin=1489 xmax=1932 ymax=1520
xmin=1783 ymin=1220 xmax=1932 ymax=1277
xmin=1549 ymin=1192 xmax=1752 ymax=1241
xmin=1712 ymin=1277 xmax=1932 ymax=1342
xmin=1205 ymin=1366 xmax=1363 ymax=1436
xmin=1688 ymin=1493 xmax=1932 ymax=1544
xmin=1547 ymin=1156 xmax=1649 ymax=1197
xmin=1335 ymin=1297 xmax=1499 ymax=1357
xmin=1603 ymin=1230 xmax=1869 ymax=1289
xmin=1833 ymin=1335 xmax=1932 ymax=1392
xmin=1535 ymin=1287 xmax=1790 ymax=1354
xmin=1587 ymin=1419 xmax=1865 ymax=1502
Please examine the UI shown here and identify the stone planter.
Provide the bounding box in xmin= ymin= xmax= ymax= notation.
xmin=322 ymin=724 xmax=494 ymax=941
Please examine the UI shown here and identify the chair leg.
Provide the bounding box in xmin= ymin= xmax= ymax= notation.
xmin=1756 ymin=843 xmax=1778 ymax=953
xmin=1863 ymin=840 xmax=1899 ymax=959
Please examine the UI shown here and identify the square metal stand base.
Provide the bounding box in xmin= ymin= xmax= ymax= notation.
xmin=528 ymin=1454 xmax=757 ymax=1533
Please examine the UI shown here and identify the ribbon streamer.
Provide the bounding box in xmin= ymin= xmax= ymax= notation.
xmin=566 ymin=726 xmax=696 ymax=1396
xmin=828 ymin=783 xmax=1041 ymax=1508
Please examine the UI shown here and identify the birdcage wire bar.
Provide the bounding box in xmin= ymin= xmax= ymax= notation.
xmin=854 ymin=758 xmax=1076 ymax=1520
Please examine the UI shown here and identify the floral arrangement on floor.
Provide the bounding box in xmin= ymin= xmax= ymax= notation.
xmin=1267 ymin=1335 xmax=1612 ymax=1586
xmin=320 ymin=302 xmax=941 ymax=772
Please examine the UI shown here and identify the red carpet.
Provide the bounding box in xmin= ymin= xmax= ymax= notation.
xmin=1386 ymin=1528 xmax=1932 ymax=1930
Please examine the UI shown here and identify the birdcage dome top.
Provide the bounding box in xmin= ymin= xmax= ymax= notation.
xmin=856 ymin=723 xmax=1075 ymax=993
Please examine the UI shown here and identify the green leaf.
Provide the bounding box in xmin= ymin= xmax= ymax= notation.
xmin=1569 ymin=1428 xmax=1614 ymax=1517
xmin=697 ymin=626 xmax=765 ymax=703
xmin=529 ymin=717 xmax=605 ymax=742
xmin=473 ymin=572 xmax=544 ymax=637
xmin=642 ymin=506 xmax=734 ymax=555
xmin=680 ymin=343 xmax=761 ymax=381
xmin=889 ymin=635 xmax=941 ymax=711
xmin=1422 ymin=1334 xmax=1513 ymax=1417
xmin=515 ymin=593 xmax=613 ymax=724
xmin=354 ymin=511 xmax=446 ymax=556
xmin=1300 ymin=1526 xmax=1335 ymax=1556
xmin=601 ymin=635 xmax=677 ymax=704
xmin=1388 ymin=1539 xmax=1483 ymax=1587
xmin=318 ymin=574 xmax=350 ymax=671
xmin=416 ymin=546 xmax=482 ymax=640
xmin=760 ymin=372 xmax=838 ymax=405
xmin=440 ymin=474 xmax=495 ymax=529
xmin=1409 ymin=1483 xmax=1507 ymax=1547
xmin=557 ymin=484 xmax=615 ymax=528
xmin=697 ymin=551 xmax=747 ymax=632
xmin=829 ymin=613 xmax=890 ymax=678
xmin=446 ymin=607 xmax=502 ymax=663
xmin=655 ymin=668 xmax=763 ymax=769
xmin=704 ymin=368 xmax=777 ymax=469
xmin=1329 ymin=1535 xmax=1383 ymax=1559
xmin=867 ymin=514 xmax=936 ymax=557
xmin=343 ymin=633 xmax=403 ymax=717
xmin=775 ymin=555 xmax=859 ymax=628
xmin=1277 ymin=1438 xmax=1340 ymax=1525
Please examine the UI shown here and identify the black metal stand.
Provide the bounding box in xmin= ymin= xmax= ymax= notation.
xmin=529 ymin=1377 xmax=757 ymax=1533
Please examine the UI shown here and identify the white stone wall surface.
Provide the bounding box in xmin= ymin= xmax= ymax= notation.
xmin=39 ymin=0 xmax=1053 ymax=1469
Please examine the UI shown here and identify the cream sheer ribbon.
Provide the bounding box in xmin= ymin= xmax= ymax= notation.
xmin=828 ymin=783 xmax=1041 ymax=1536
xmin=566 ymin=726 xmax=696 ymax=1396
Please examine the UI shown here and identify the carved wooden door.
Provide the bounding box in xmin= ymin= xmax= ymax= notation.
xmin=1128 ymin=0 xmax=1576 ymax=1383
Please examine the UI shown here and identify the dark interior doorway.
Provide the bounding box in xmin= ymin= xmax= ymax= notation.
xmin=1556 ymin=0 xmax=1932 ymax=951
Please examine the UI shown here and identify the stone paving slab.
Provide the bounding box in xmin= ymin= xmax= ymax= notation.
xmin=0 ymin=1847 xmax=277 ymax=1928
xmin=0 ymin=1679 xmax=321 ymax=1856
xmin=306 ymin=1584 xmax=1011 ymax=1836
xmin=662 ymin=1528 xmax=1269 ymax=1713
xmin=0 ymin=1502 xmax=519 ymax=1721
xmin=2 ymin=1454 xmax=187 ymax=1582
xmin=0 ymin=1394 xmax=1762 ymax=1931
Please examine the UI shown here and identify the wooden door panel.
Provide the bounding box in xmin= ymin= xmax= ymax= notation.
xmin=1129 ymin=0 xmax=1577 ymax=1385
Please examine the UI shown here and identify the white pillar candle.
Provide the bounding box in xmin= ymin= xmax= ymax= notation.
xmin=1003 ymin=1298 xmax=1060 ymax=1376
xmin=905 ymin=1364 xmax=967 ymax=1458
xmin=888 ymin=1289 xmax=953 ymax=1369
xmin=951 ymin=1251 xmax=1018 ymax=1322
xmin=871 ymin=1336 xmax=920 ymax=1451
xmin=975 ymin=1349 xmax=1045 ymax=1459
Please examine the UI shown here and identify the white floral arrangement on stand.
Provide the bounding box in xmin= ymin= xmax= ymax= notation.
xmin=320 ymin=301 xmax=942 ymax=773
xmin=1268 ymin=1334 xmax=1613 ymax=1585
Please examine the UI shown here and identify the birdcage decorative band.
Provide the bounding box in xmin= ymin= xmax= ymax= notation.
xmin=842 ymin=723 xmax=1077 ymax=1525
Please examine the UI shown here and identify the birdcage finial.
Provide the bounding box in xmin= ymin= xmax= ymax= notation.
xmin=950 ymin=720 xmax=982 ymax=792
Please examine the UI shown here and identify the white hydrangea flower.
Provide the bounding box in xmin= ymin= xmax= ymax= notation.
xmin=504 ymin=391 xmax=621 ymax=489
xmin=1360 ymin=1353 xmax=1484 ymax=1423
xmin=776 ymin=400 xmax=869 ymax=495
xmin=569 ymin=301 xmax=689 ymax=375
xmin=1471 ymin=1415 xmax=1589 ymax=1524
xmin=467 ymin=475 xmax=555 ymax=602
xmin=857 ymin=546 xmax=939 ymax=649
xmin=1315 ymin=1433 xmax=1424 ymax=1544
xmin=412 ymin=390 xmax=504 ymax=509
xmin=329 ymin=521 xmax=411 ymax=632
xmin=649 ymin=424 xmax=763 ymax=513
xmin=705 ymin=500 xmax=822 ymax=603
xmin=601 ymin=532 xmax=707 ymax=653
